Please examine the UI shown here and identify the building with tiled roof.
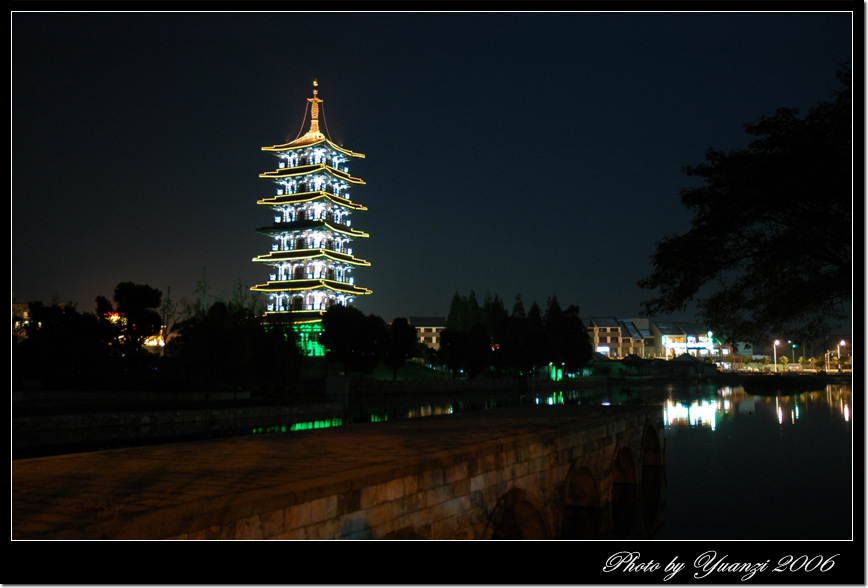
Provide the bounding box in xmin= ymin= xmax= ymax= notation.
xmin=586 ymin=317 xmax=647 ymax=358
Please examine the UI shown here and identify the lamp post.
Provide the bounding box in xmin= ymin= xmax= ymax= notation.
xmin=838 ymin=340 xmax=846 ymax=371
xmin=773 ymin=339 xmax=780 ymax=372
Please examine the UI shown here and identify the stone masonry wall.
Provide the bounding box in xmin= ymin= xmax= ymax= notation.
xmin=167 ymin=406 xmax=662 ymax=540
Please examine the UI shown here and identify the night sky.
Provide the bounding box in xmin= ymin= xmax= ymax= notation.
xmin=13 ymin=11 xmax=853 ymax=324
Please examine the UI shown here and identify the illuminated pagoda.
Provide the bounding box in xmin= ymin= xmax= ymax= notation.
xmin=252 ymin=80 xmax=371 ymax=355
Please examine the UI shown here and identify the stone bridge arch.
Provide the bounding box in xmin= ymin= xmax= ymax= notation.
xmin=641 ymin=423 xmax=665 ymax=534
xmin=611 ymin=445 xmax=639 ymax=538
xmin=488 ymin=488 xmax=549 ymax=540
xmin=561 ymin=465 xmax=603 ymax=539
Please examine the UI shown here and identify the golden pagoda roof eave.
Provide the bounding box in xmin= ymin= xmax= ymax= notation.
xmin=256 ymin=191 xmax=367 ymax=211
xmin=251 ymin=279 xmax=372 ymax=295
xmin=261 ymin=136 xmax=365 ymax=159
xmin=259 ymin=164 xmax=365 ymax=184
xmin=255 ymin=220 xmax=369 ymax=239
xmin=252 ymin=249 xmax=371 ymax=266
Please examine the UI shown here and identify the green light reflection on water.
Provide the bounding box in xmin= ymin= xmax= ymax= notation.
xmin=252 ymin=418 xmax=345 ymax=435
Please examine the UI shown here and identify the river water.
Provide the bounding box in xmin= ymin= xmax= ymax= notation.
xmin=334 ymin=380 xmax=854 ymax=540
xmin=650 ymin=382 xmax=853 ymax=540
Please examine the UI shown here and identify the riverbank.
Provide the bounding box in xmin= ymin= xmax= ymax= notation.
xmin=715 ymin=371 xmax=852 ymax=394
xmin=13 ymin=371 xmax=850 ymax=459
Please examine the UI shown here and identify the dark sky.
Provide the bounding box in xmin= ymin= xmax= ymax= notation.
xmin=13 ymin=11 xmax=853 ymax=323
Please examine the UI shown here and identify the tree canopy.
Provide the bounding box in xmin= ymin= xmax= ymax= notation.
xmin=639 ymin=65 xmax=852 ymax=343
xmin=320 ymin=305 xmax=389 ymax=377
xmin=441 ymin=291 xmax=592 ymax=378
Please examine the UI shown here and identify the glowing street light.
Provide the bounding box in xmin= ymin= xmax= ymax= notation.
xmin=773 ymin=339 xmax=780 ymax=372
xmin=838 ymin=340 xmax=846 ymax=371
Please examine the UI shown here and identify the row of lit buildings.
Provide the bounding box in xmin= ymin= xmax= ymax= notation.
xmin=410 ymin=316 xmax=736 ymax=360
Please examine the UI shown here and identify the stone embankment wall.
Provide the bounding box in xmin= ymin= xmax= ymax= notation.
xmin=170 ymin=406 xmax=663 ymax=540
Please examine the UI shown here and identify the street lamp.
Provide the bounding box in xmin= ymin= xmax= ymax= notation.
xmin=838 ymin=340 xmax=846 ymax=371
xmin=774 ymin=339 xmax=780 ymax=373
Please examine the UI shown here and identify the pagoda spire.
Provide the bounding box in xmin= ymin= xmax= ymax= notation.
xmin=307 ymin=79 xmax=323 ymax=135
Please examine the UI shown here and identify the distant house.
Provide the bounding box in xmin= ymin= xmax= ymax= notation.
xmin=409 ymin=317 xmax=446 ymax=350
xmin=586 ymin=317 xmax=647 ymax=358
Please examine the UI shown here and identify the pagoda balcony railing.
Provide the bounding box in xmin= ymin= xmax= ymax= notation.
xmin=271 ymin=215 xmax=352 ymax=227
xmin=267 ymin=273 xmax=354 ymax=284
xmin=274 ymin=181 xmax=350 ymax=198
xmin=275 ymin=187 xmax=352 ymax=201
xmin=270 ymin=243 xmax=352 ymax=255
xmin=277 ymin=160 xmax=350 ymax=173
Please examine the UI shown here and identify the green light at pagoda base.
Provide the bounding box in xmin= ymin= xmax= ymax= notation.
xmin=549 ymin=364 xmax=563 ymax=381
xmin=294 ymin=322 xmax=325 ymax=357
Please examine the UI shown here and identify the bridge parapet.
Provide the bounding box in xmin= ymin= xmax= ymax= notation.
xmin=12 ymin=404 xmax=664 ymax=540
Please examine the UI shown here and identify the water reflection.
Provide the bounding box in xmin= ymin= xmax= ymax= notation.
xmin=657 ymin=382 xmax=852 ymax=540
xmin=661 ymin=384 xmax=853 ymax=432
xmin=664 ymin=398 xmax=719 ymax=429
xmin=280 ymin=382 xmax=852 ymax=435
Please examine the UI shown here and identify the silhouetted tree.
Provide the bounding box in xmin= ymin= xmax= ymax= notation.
xmin=639 ymin=65 xmax=852 ymax=342
xmin=112 ymin=282 xmax=163 ymax=351
xmin=543 ymin=296 xmax=593 ymax=374
xmin=445 ymin=291 xmax=469 ymax=332
xmin=440 ymin=324 xmax=491 ymax=379
xmin=168 ymin=300 xmax=300 ymax=393
xmin=15 ymin=301 xmax=117 ymax=389
xmin=321 ymin=305 xmax=388 ymax=378
xmin=384 ymin=317 xmax=419 ymax=380
xmin=441 ymin=291 xmax=593 ymax=379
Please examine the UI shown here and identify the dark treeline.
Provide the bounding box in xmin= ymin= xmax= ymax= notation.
xmin=320 ymin=305 xmax=418 ymax=381
xmin=13 ymin=282 xmax=594 ymax=393
xmin=13 ymin=281 xmax=301 ymax=394
xmin=440 ymin=291 xmax=593 ymax=379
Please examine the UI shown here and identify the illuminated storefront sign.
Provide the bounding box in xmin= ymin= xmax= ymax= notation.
xmin=661 ymin=330 xmax=723 ymax=356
